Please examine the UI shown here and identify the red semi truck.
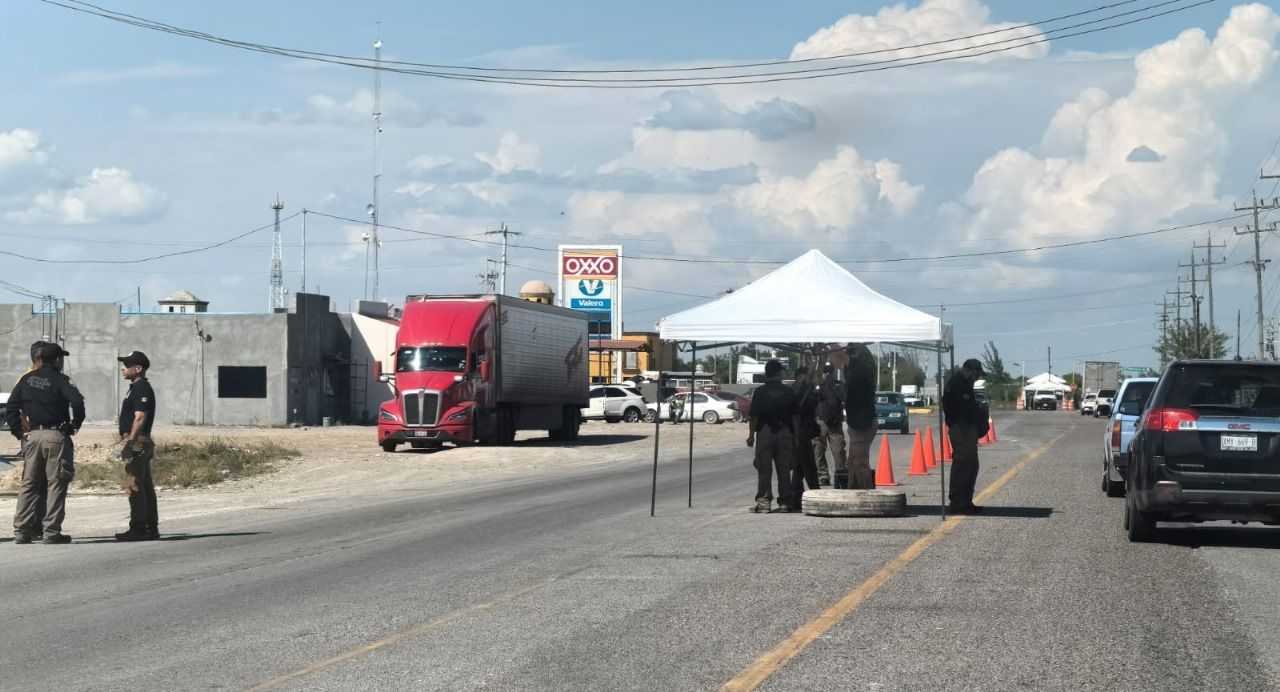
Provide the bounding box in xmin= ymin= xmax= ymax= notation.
xmin=377 ymin=294 xmax=589 ymax=451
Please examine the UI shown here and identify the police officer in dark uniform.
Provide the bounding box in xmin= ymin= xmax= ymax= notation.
xmin=790 ymin=365 xmax=822 ymax=499
xmin=746 ymin=359 xmax=798 ymax=513
xmin=6 ymin=343 xmax=85 ymax=544
xmin=943 ymin=358 xmax=989 ymax=514
xmin=115 ymin=351 xmax=159 ymax=541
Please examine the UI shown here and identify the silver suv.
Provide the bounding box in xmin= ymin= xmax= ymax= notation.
xmin=1101 ymin=378 xmax=1157 ymax=497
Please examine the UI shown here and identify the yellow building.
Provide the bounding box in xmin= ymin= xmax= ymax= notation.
xmin=588 ymin=331 xmax=674 ymax=382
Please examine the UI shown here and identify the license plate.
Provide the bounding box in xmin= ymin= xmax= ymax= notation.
xmin=414 ymin=430 xmax=436 ymax=438
xmin=1221 ymin=434 xmax=1257 ymax=452
xmin=877 ymin=418 xmax=886 ymax=425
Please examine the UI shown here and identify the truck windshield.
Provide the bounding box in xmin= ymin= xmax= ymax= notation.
xmin=396 ymin=347 xmax=467 ymax=373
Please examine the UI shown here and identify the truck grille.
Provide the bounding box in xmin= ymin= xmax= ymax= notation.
xmin=402 ymin=391 xmax=440 ymax=427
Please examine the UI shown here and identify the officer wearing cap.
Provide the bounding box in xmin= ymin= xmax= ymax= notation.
xmin=746 ymin=359 xmax=799 ymax=513
xmin=943 ymin=358 xmax=990 ymax=514
xmin=116 ymin=351 xmax=159 ymax=541
xmin=6 ymin=342 xmax=85 ymax=544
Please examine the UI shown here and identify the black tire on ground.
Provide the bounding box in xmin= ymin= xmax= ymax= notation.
xmin=550 ymin=406 xmax=581 ymax=441
xmin=801 ymin=489 xmax=907 ymax=518
xmin=380 ymin=441 xmax=397 ymax=453
xmin=498 ymin=408 xmax=516 ymax=446
xmin=702 ymin=410 xmax=720 ymax=424
xmin=1104 ymin=461 xmax=1125 ymax=497
xmin=1125 ymin=494 xmax=1156 ymax=542
xmin=900 ymin=424 xmax=909 ymax=435
xmin=623 ymin=407 xmax=642 ymax=423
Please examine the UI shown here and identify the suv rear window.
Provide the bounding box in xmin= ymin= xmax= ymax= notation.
xmin=1163 ymin=364 xmax=1280 ymax=415
xmin=1097 ymin=389 xmax=1117 ymax=399
xmin=1114 ymin=381 xmax=1155 ymax=416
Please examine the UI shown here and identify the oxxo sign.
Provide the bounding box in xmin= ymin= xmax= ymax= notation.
xmin=558 ymin=245 xmax=622 ymax=327
xmin=562 ymin=254 xmax=618 ymax=280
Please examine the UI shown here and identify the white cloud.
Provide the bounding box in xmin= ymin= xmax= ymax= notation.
xmin=0 ymin=129 xmax=49 ymax=174
xmin=733 ymin=146 xmax=921 ymax=237
xmin=477 ymin=132 xmax=541 ymax=173
xmin=7 ymin=167 xmax=167 ymax=224
xmin=59 ymin=60 xmax=216 ymax=85
xmin=955 ymin=3 xmax=1280 ymax=252
xmin=301 ymin=89 xmax=485 ymax=129
xmin=791 ymin=0 xmax=1048 ymax=63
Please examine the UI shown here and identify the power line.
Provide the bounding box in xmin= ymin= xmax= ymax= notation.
xmin=37 ymin=0 xmax=1214 ymax=88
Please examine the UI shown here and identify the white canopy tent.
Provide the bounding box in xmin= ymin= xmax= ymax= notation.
xmin=649 ymin=249 xmax=954 ymax=517
xmin=1023 ymin=373 xmax=1072 ymax=393
xmin=658 ymin=249 xmax=950 ymax=346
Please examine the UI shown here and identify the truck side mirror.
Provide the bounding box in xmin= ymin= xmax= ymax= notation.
xmin=480 ymin=361 xmax=491 ymax=380
xmin=378 ymin=373 xmax=392 ymax=384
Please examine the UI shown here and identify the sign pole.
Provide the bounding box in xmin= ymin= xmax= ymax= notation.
xmin=688 ymin=341 xmax=697 ymax=508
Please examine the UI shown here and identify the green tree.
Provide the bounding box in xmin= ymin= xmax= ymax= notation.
xmin=980 ymin=341 xmax=1012 ymax=385
xmin=1156 ymin=322 xmax=1230 ymax=361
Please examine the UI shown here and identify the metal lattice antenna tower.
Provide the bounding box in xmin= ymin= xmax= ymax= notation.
xmin=367 ymin=32 xmax=383 ymax=301
xmin=270 ymin=197 xmax=286 ymax=310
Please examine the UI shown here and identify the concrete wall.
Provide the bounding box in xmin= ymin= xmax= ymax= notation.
xmin=0 ymin=295 xmax=356 ymax=427
xmin=344 ymin=313 xmax=398 ymax=423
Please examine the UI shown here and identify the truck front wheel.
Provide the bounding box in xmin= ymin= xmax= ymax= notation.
xmin=381 ymin=441 xmax=397 ymax=453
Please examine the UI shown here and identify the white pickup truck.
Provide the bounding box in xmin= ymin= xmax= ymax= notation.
xmin=1093 ymin=388 xmax=1117 ymax=417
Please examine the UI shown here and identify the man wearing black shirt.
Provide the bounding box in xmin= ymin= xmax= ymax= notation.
xmin=843 ymin=344 xmax=878 ymax=490
xmin=943 ymin=358 xmax=990 ymax=514
xmin=746 ymin=360 xmax=799 ymax=513
xmin=6 ymin=343 xmax=85 ymax=544
xmin=116 ymin=351 xmax=159 ymax=541
xmin=790 ymin=366 xmax=822 ymax=498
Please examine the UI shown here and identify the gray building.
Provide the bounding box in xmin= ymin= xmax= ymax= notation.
xmin=0 ymin=292 xmax=385 ymax=427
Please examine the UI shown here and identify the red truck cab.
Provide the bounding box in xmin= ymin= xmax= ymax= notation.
xmin=378 ymin=295 xmax=587 ymax=451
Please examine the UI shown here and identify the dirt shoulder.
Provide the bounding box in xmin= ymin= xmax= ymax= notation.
xmin=0 ymin=419 xmax=749 ymax=534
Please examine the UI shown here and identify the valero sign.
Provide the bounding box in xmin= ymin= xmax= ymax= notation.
xmin=558 ymin=245 xmax=623 ymax=340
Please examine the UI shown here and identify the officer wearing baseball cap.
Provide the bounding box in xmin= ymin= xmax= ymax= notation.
xmin=116 ymin=350 xmax=159 ymax=541
xmin=6 ymin=342 xmax=85 ymax=544
xmin=942 ymin=358 xmax=990 ymax=514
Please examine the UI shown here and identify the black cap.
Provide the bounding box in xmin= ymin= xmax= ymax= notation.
xmin=118 ymin=351 xmax=150 ymax=369
xmin=963 ymin=358 xmax=984 ymax=375
xmin=38 ymin=343 xmax=70 ymax=361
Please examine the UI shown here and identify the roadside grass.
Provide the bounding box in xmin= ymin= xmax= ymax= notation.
xmin=75 ymin=438 xmax=301 ymax=489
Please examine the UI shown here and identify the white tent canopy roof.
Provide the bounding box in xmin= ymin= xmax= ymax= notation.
xmin=1026 ymin=372 xmax=1067 ymax=386
xmin=657 ymin=249 xmax=948 ymax=346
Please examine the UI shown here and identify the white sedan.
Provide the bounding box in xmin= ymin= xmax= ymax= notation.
xmin=649 ymin=391 xmax=737 ymax=424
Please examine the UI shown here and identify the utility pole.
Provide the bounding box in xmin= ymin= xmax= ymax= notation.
xmin=367 ymin=33 xmax=384 ymax=301
xmin=1180 ymin=250 xmax=1205 ymax=357
xmin=270 ymin=197 xmax=286 ymax=311
xmin=1194 ymin=231 xmax=1227 ymax=338
xmin=1047 ymin=346 xmax=1052 ymax=375
xmin=1156 ymin=296 xmax=1170 ymax=369
xmin=485 ymin=223 xmax=522 ymax=294
xmin=1235 ymin=189 xmax=1280 ymax=358
xmin=477 ymin=259 xmax=500 ymax=292
xmin=1167 ymin=286 xmax=1189 ymax=329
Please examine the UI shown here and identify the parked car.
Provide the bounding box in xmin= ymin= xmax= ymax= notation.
xmin=1101 ymin=377 xmax=1157 ymax=497
xmin=1125 ymin=360 xmax=1280 ymax=542
xmin=1094 ymin=388 xmax=1117 ymax=417
xmin=708 ymin=391 xmax=751 ymax=422
xmin=874 ymin=391 xmax=910 ymax=434
xmin=1080 ymin=392 xmax=1098 ymax=416
xmin=1032 ymin=390 xmax=1058 ymax=410
xmin=652 ymin=391 xmax=737 ymax=424
xmin=581 ymin=385 xmax=647 ymax=423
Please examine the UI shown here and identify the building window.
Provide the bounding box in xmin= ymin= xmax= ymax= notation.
xmin=168 ymin=306 xmax=174 ymax=313
xmin=624 ymin=351 xmax=638 ymax=370
xmin=218 ymin=366 xmax=267 ymax=398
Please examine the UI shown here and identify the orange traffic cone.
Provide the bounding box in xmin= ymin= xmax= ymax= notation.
xmin=989 ymin=416 xmax=999 ymax=443
xmin=942 ymin=424 xmax=953 ymax=462
xmin=907 ymin=430 xmax=928 ymax=476
xmin=979 ymin=416 xmax=995 ymax=445
xmin=924 ymin=427 xmax=938 ymax=468
xmin=874 ymin=435 xmax=899 ymax=487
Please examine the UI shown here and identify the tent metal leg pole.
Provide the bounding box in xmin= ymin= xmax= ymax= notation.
xmin=651 ymin=367 xmax=662 ymax=518
xmin=938 ymin=340 xmax=947 ymax=521
xmin=688 ymin=341 xmax=697 ymax=508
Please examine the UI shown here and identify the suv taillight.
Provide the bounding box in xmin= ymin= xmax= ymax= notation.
xmin=1143 ymin=407 xmax=1199 ymax=432
xmin=1111 ymin=420 xmax=1122 ymax=450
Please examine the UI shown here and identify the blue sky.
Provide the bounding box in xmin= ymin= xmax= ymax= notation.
xmin=2 ymin=0 xmax=1280 ymax=376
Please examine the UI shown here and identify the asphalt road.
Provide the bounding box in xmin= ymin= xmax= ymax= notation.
xmin=2 ymin=412 xmax=1279 ymax=691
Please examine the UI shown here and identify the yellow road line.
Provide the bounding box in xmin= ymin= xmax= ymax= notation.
xmin=248 ymin=570 xmax=581 ymax=691
xmin=722 ymin=432 xmax=1066 ymax=692
xmin=248 ymin=511 xmax=739 ymax=689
